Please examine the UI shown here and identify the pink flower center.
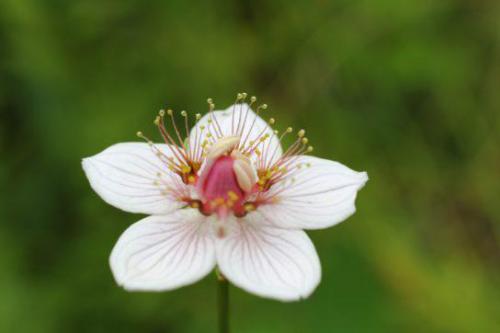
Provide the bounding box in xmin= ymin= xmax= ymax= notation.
xmin=198 ymin=155 xmax=247 ymax=218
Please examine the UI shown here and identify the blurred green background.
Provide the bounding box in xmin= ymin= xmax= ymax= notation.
xmin=1 ymin=0 xmax=499 ymax=332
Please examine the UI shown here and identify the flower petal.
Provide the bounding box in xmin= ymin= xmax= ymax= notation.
xmin=82 ymin=142 xmax=186 ymax=215
xmin=110 ymin=210 xmax=215 ymax=291
xmin=189 ymin=103 xmax=282 ymax=165
xmin=258 ymin=156 xmax=368 ymax=230
xmin=216 ymin=216 xmax=320 ymax=301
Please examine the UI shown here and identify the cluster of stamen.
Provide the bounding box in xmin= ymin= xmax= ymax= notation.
xmin=136 ymin=93 xmax=314 ymax=218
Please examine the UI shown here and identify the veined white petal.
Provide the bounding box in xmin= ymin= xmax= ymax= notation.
xmin=189 ymin=103 xmax=282 ymax=165
xmin=110 ymin=210 xmax=216 ymax=291
xmin=82 ymin=142 xmax=186 ymax=215
xmin=258 ymin=156 xmax=368 ymax=230
xmin=216 ymin=215 xmax=320 ymax=301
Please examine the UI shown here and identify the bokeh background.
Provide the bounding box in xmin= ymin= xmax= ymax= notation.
xmin=1 ymin=0 xmax=499 ymax=332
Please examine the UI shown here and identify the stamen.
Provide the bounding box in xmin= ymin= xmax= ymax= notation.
xmin=231 ymin=93 xmax=242 ymax=134
xmin=192 ymin=113 xmax=204 ymax=162
xmin=254 ymin=121 xmax=315 ymax=200
xmin=207 ymin=98 xmax=224 ymax=138
xmin=155 ymin=110 xmax=190 ymax=166
xmin=235 ymin=92 xmax=248 ymax=136
xmin=256 ymin=120 xmax=277 ymax=168
xmin=239 ymin=103 xmax=268 ymax=149
xmin=137 ymin=131 xmax=175 ymax=169
xmin=167 ymin=109 xmax=188 ymax=152
xmin=261 ymin=126 xmax=292 ymax=169
xmin=243 ymin=202 xmax=256 ymax=212
xmin=179 ymin=110 xmax=197 ymax=162
xmin=234 ymin=94 xmax=256 ymax=140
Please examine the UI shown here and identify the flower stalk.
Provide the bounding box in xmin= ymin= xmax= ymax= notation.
xmin=217 ymin=272 xmax=229 ymax=333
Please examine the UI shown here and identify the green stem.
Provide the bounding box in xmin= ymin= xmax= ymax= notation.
xmin=217 ymin=274 xmax=229 ymax=333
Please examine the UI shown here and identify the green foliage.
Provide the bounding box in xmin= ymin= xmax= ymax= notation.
xmin=1 ymin=0 xmax=499 ymax=332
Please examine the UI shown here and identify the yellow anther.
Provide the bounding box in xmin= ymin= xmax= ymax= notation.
xmin=214 ymin=197 xmax=225 ymax=206
xmin=167 ymin=109 xmax=173 ymax=116
xmin=237 ymin=93 xmax=243 ymax=100
xmin=250 ymin=96 xmax=257 ymax=103
xmin=286 ymin=127 xmax=293 ymax=133
xmin=207 ymin=98 xmax=213 ymax=104
xmin=227 ymin=191 xmax=239 ymax=201
xmin=243 ymin=203 xmax=256 ymax=212
xmin=254 ymin=148 xmax=261 ymax=156
xmin=136 ymin=131 xmax=143 ymax=137
xmin=301 ymin=138 xmax=309 ymax=145
xmin=307 ymin=146 xmax=314 ymax=152
xmin=181 ymin=165 xmax=192 ymax=174
xmin=298 ymin=129 xmax=305 ymax=137
xmin=181 ymin=110 xmax=187 ymax=117
xmin=154 ymin=116 xmax=160 ymax=126
xmin=190 ymin=201 xmax=200 ymax=209
xmin=260 ymin=104 xmax=268 ymax=110
xmin=188 ymin=175 xmax=196 ymax=184
xmin=268 ymin=118 xmax=275 ymax=125
xmin=159 ymin=109 xmax=165 ymax=117
xmin=195 ymin=113 xmax=202 ymax=120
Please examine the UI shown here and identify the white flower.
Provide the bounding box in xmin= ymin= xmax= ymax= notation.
xmin=82 ymin=96 xmax=368 ymax=301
